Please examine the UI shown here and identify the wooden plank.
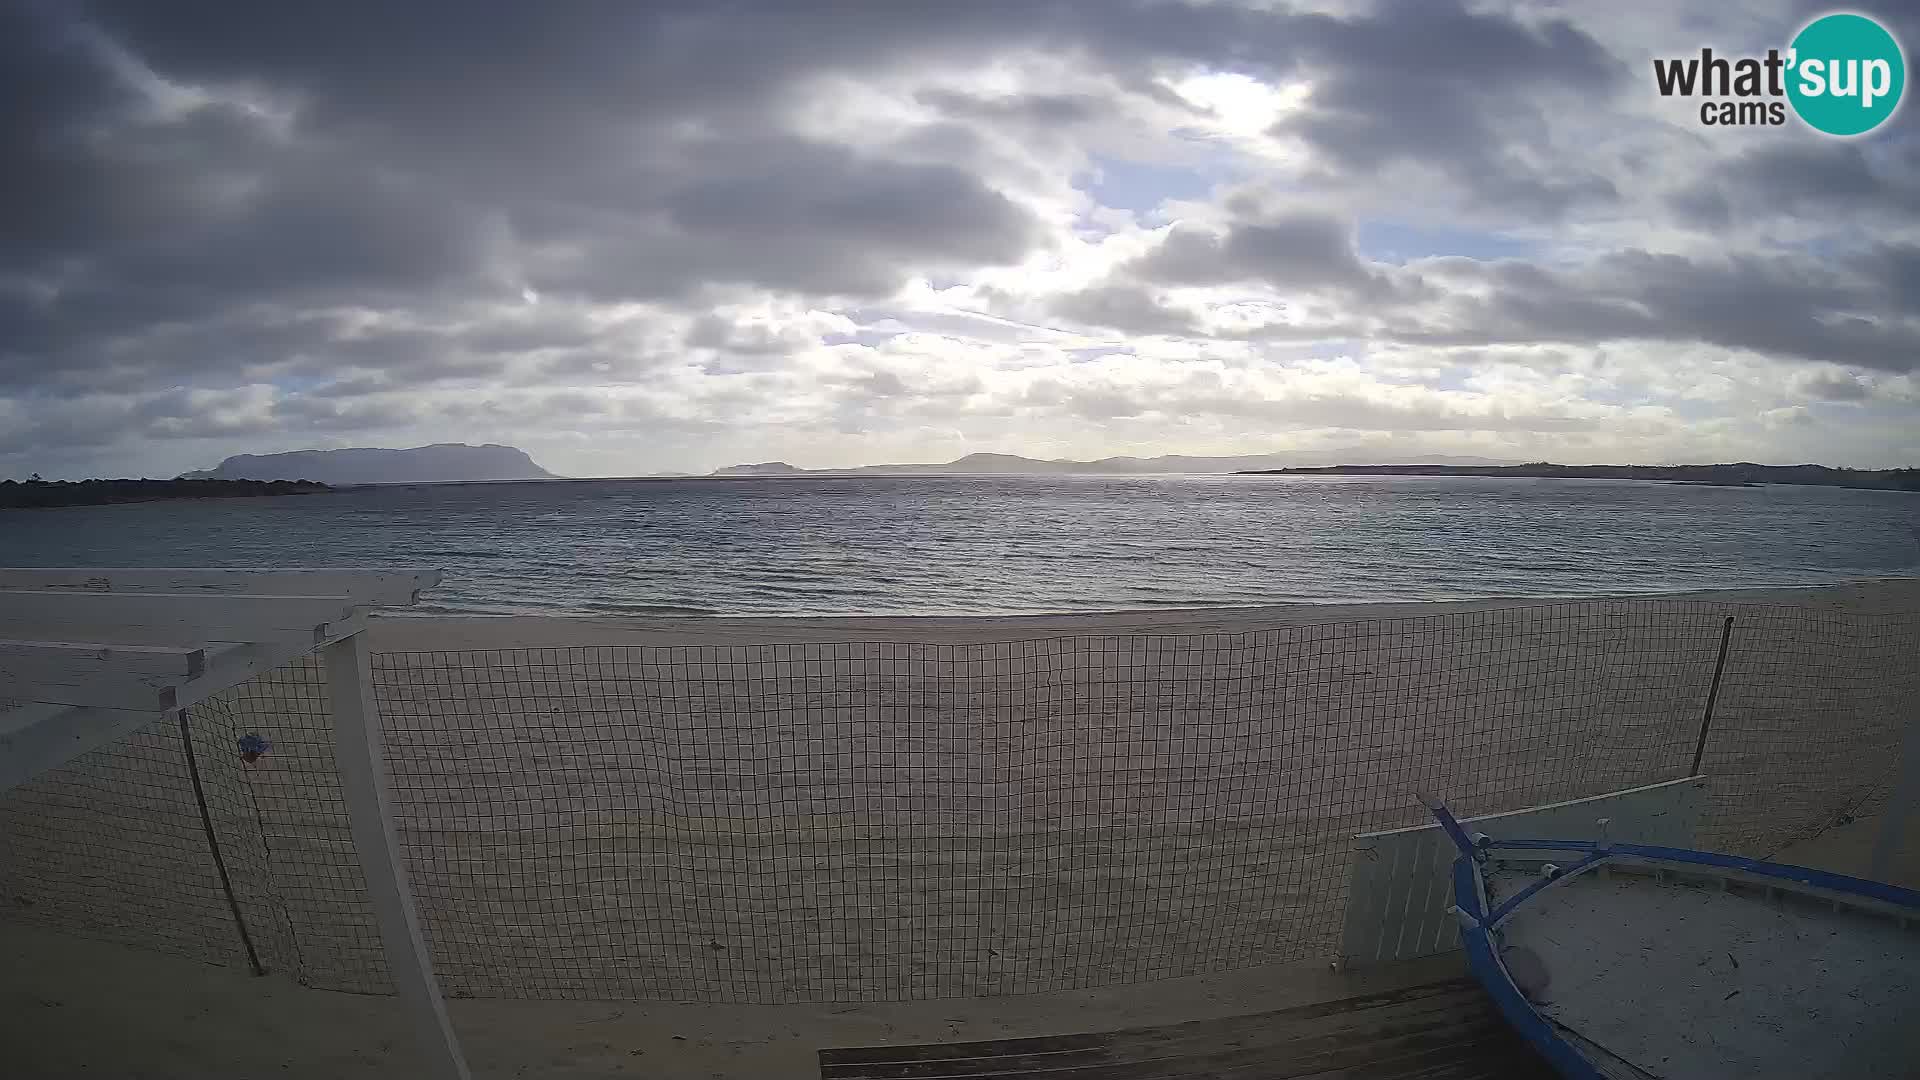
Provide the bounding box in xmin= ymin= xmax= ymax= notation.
xmin=0 ymin=590 xmax=360 ymax=643
xmin=0 ymin=665 xmax=181 ymax=710
xmin=324 ymin=632 xmax=470 ymax=1080
xmin=821 ymin=981 xmax=1479 ymax=1065
xmin=0 ymin=638 xmax=207 ymax=676
xmin=818 ymin=979 xmax=1549 ymax=1080
xmin=8 ymin=636 xmax=324 ymax=714
xmin=820 ymin=1001 xmax=1498 ymax=1078
xmin=0 ymin=626 xmax=365 ymax=788
xmin=831 ymin=1018 xmax=1510 ymax=1079
xmin=0 ymin=568 xmax=439 ymax=606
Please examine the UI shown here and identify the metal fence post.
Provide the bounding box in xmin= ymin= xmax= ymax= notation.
xmin=324 ymin=631 xmax=470 ymax=1080
xmin=1688 ymin=616 xmax=1736 ymax=777
xmin=176 ymin=706 xmax=265 ymax=976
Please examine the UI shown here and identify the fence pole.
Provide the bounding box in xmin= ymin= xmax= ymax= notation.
xmin=176 ymin=706 xmax=265 ymax=977
xmin=324 ymin=631 xmax=470 ymax=1080
xmin=1688 ymin=616 xmax=1736 ymax=777
xmin=1869 ymin=710 xmax=1920 ymax=882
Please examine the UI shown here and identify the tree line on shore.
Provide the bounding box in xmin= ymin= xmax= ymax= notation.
xmin=1241 ymin=462 xmax=1920 ymax=490
xmin=0 ymin=477 xmax=330 ymax=509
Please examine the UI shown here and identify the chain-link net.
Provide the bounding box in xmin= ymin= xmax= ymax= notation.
xmin=2 ymin=598 xmax=1914 ymax=1003
xmin=0 ymin=715 xmax=245 ymax=965
xmin=1695 ymin=605 xmax=1918 ymax=855
xmin=192 ymin=659 xmax=393 ymax=994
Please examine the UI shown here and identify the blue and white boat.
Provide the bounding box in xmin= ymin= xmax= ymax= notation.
xmin=1430 ymin=802 xmax=1920 ymax=1079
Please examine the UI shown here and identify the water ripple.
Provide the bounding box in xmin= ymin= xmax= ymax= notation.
xmin=1 ymin=474 xmax=1914 ymax=615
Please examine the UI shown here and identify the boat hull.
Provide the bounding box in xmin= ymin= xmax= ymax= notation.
xmin=1446 ymin=835 xmax=1920 ymax=1079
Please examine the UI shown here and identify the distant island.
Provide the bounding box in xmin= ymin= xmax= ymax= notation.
xmin=1237 ymin=462 xmax=1920 ymax=491
xmin=714 ymin=451 xmax=1516 ymax=476
xmin=182 ymin=443 xmax=557 ymax=484
xmin=0 ymin=477 xmax=330 ymax=510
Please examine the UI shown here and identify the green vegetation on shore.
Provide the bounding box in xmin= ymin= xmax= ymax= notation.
xmin=1238 ymin=462 xmax=1920 ymax=490
xmin=0 ymin=477 xmax=331 ymax=509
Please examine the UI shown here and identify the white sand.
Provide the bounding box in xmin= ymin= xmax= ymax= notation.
xmin=3 ymin=814 xmax=1910 ymax=1079
xmin=1 ymin=579 xmax=1916 ymax=1069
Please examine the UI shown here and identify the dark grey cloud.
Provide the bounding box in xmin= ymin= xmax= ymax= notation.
xmin=5 ymin=0 xmax=1626 ymax=381
xmin=3 ymin=0 xmax=1064 ymax=391
xmin=1018 ymin=370 xmax=1609 ymax=433
xmin=1269 ymin=0 xmax=1623 ymax=216
xmin=1792 ymin=370 xmax=1872 ymax=402
xmin=1852 ymin=244 xmax=1920 ymax=317
xmin=1053 ymin=201 xmax=1412 ymax=333
xmin=1059 ymin=199 xmax=1920 ymax=373
xmin=915 ymin=89 xmax=1113 ymax=127
xmin=1128 ymin=208 xmax=1399 ymax=298
xmin=1400 ymin=249 xmax=1920 ymax=373
xmin=1668 ymin=141 xmax=1920 ymax=231
xmin=1051 ymin=284 xmax=1199 ymax=336
xmin=4 ymin=0 xmax=1911 ymax=475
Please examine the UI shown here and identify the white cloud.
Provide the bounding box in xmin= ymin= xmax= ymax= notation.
xmin=2 ymin=0 xmax=1915 ymax=479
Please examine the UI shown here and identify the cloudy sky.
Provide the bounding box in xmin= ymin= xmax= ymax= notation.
xmin=4 ymin=0 xmax=1917 ymax=479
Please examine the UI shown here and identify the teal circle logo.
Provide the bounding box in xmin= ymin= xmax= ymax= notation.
xmin=1787 ymin=12 xmax=1905 ymax=136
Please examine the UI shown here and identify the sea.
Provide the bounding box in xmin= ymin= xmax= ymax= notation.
xmin=2 ymin=475 xmax=1916 ymax=617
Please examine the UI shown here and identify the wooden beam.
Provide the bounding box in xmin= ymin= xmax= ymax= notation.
xmin=0 ymin=638 xmax=207 ymax=677
xmin=0 ymin=631 xmax=361 ymax=784
xmin=0 ymin=568 xmax=440 ymax=607
xmin=0 ymin=637 xmax=307 ymax=713
xmin=0 ymin=591 xmax=360 ymax=644
xmin=0 ymin=616 xmax=372 ymax=785
xmin=324 ymin=632 xmax=471 ymax=1079
xmin=165 ymin=631 xmax=359 ymax=714
xmin=0 ymin=666 xmax=181 ymax=711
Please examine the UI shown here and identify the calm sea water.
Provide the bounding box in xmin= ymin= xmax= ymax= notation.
xmin=2 ymin=475 xmax=1915 ymax=616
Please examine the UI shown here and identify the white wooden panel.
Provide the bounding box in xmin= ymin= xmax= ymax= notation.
xmin=0 ymin=638 xmax=207 ymax=676
xmin=166 ymin=630 xmax=357 ymax=713
xmin=0 ymin=637 xmax=307 ymax=712
xmin=0 ymin=665 xmax=181 ymax=710
xmin=0 ymin=566 xmax=417 ymax=793
xmin=1340 ymin=776 xmax=1707 ymax=967
xmin=0 ymin=591 xmax=359 ymax=643
xmin=0 ymin=568 xmax=438 ymax=606
xmin=325 ymin=633 xmax=471 ymax=1079
xmin=0 ymin=626 xmax=364 ymax=784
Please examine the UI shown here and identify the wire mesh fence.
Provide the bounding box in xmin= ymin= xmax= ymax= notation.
xmin=1 ymin=598 xmax=1914 ymax=1003
xmin=0 ymin=714 xmax=246 ymax=966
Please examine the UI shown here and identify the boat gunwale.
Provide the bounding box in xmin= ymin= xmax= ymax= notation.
xmin=1450 ymin=838 xmax=1920 ymax=1078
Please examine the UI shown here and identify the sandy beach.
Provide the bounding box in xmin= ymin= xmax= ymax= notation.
xmin=5 ymin=578 xmax=1913 ymax=1012
xmin=3 ymin=811 xmax=1912 ymax=1079
xmin=12 ymin=0 xmax=1917 ymax=1071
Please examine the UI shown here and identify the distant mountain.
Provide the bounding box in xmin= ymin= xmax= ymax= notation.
xmin=714 ymin=461 xmax=806 ymax=476
xmin=1242 ymin=462 xmax=1920 ymax=491
xmin=711 ymin=450 xmax=1516 ymax=476
xmin=182 ymin=443 xmax=558 ymax=484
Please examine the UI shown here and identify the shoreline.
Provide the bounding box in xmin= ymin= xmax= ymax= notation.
xmin=369 ymin=577 xmax=1920 ymax=649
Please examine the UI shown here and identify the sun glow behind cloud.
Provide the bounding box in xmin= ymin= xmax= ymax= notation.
xmin=1 ymin=1 xmax=1916 ymax=478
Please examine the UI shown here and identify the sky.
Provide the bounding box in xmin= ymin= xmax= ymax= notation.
xmin=3 ymin=0 xmax=1918 ymax=480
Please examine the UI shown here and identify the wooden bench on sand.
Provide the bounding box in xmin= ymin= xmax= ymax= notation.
xmin=817 ymin=977 xmax=1553 ymax=1079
